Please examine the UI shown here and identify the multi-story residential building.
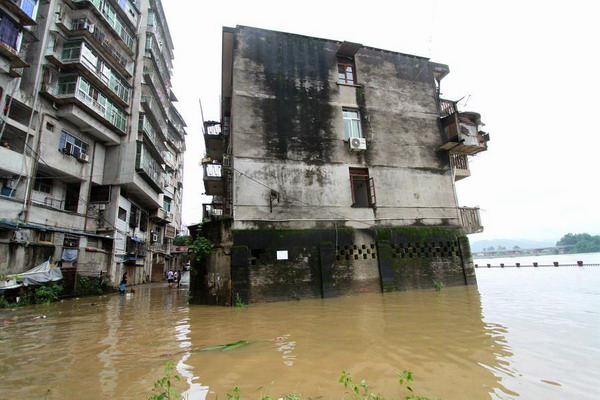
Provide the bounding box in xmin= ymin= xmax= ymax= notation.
xmin=192 ymin=26 xmax=489 ymax=305
xmin=0 ymin=0 xmax=186 ymax=288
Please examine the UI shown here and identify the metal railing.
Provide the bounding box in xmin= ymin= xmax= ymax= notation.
xmin=459 ymin=207 xmax=482 ymax=234
xmin=450 ymin=153 xmax=469 ymax=170
xmin=439 ymin=98 xmax=457 ymax=117
xmin=203 ymin=203 xmax=224 ymax=221
xmin=72 ymin=0 xmax=135 ymax=51
xmin=145 ymin=33 xmax=171 ymax=89
xmin=203 ymin=163 xmax=222 ymax=179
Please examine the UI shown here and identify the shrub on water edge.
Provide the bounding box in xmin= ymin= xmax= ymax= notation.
xmin=76 ymin=276 xmax=115 ymax=296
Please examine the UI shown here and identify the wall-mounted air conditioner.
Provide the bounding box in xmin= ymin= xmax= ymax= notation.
xmin=349 ymin=137 xmax=367 ymax=151
xmin=78 ymin=153 xmax=90 ymax=163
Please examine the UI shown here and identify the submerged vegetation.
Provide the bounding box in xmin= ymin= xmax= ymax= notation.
xmin=0 ymin=283 xmax=63 ymax=308
xmin=149 ymin=365 xmax=441 ymax=400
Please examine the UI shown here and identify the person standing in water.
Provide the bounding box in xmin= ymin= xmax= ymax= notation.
xmin=120 ymin=272 xmax=128 ymax=294
xmin=167 ymin=269 xmax=174 ymax=287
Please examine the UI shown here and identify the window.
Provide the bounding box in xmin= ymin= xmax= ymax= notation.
xmin=349 ymin=168 xmax=376 ymax=207
xmin=0 ymin=12 xmax=22 ymax=51
xmin=59 ymin=131 xmax=89 ymax=158
xmin=343 ymin=109 xmax=362 ymax=139
xmin=38 ymin=231 xmax=53 ymax=243
xmin=57 ymin=76 xmax=78 ymax=95
xmin=89 ymin=185 xmax=111 ymax=203
xmin=118 ymin=207 xmax=127 ymax=221
xmin=139 ymin=211 xmax=148 ymax=232
xmin=33 ymin=175 xmax=52 ymax=194
xmin=64 ymin=183 xmax=80 ymax=212
xmin=129 ymin=204 xmax=139 ymax=228
xmin=337 ymin=57 xmax=356 ymax=84
xmin=63 ymin=234 xmax=79 ymax=248
xmin=163 ymin=197 xmax=172 ymax=213
xmin=61 ymin=42 xmax=82 ymax=62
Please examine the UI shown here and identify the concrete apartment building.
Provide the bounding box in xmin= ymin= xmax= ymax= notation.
xmin=0 ymin=0 xmax=186 ymax=287
xmin=192 ymin=26 xmax=489 ymax=305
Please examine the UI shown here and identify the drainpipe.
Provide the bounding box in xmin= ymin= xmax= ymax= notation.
xmin=83 ymin=141 xmax=97 ymax=232
xmin=22 ymin=0 xmax=58 ymax=222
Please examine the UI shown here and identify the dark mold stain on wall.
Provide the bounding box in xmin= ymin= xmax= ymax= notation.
xmin=240 ymin=28 xmax=336 ymax=164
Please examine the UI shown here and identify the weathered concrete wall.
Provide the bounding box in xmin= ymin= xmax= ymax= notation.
xmin=191 ymin=224 xmax=474 ymax=304
xmin=230 ymin=26 xmax=459 ymax=230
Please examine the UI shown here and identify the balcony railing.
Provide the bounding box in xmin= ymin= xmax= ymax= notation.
xmin=450 ymin=153 xmax=470 ymax=181
xmin=136 ymin=141 xmax=164 ymax=191
xmin=439 ymin=98 xmax=457 ymax=117
xmin=150 ymin=208 xmax=172 ymax=223
xmin=145 ymin=32 xmax=171 ymax=89
xmin=72 ymin=0 xmax=135 ymax=51
xmin=459 ymin=207 xmax=483 ymax=235
xmin=203 ymin=163 xmax=222 ymax=179
xmin=50 ymin=75 xmax=127 ymax=133
xmin=139 ymin=114 xmax=167 ymax=154
xmin=202 ymin=203 xmax=224 ymax=221
xmin=63 ymin=14 xmax=133 ymax=76
xmin=59 ymin=41 xmax=130 ymax=105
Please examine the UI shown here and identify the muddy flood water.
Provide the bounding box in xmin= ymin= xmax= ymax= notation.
xmin=2 ymin=253 xmax=600 ymax=400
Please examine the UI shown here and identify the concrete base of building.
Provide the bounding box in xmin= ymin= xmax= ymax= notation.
xmin=189 ymin=222 xmax=476 ymax=306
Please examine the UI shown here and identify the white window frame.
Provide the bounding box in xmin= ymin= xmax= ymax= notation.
xmin=343 ymin=109 xmax=362 ymax=139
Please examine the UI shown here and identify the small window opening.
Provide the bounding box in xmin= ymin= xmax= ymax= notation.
xmin=349 ymin=168 xmax=376 ymax=207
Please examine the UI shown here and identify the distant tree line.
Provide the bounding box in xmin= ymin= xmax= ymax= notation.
xmin=557 ymin=233 xmax=600 ymax=254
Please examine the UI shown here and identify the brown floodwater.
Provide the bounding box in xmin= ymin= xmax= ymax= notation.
xmin=2 ymin=259 xmax=600 ymax=400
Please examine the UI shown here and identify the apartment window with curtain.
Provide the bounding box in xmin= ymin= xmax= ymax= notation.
xmin=343 ymin=109 xmax=362 ymax=139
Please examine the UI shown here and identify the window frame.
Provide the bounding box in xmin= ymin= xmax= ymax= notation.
xmin=343 ymin=109 xmax=363 ymax=140
xmin=337 ymin=58 xmax=356 ymax=85
xmin=349 ymin=168 xmax=376 ymax=208
xmin=118 ymin=207 xmax=127 ymax=221
xmin=59 ymin=130 xmax=89 ymax=158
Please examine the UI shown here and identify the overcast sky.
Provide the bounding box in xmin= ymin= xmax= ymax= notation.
xmin=161 ymin=0 xmax=600 ymax=242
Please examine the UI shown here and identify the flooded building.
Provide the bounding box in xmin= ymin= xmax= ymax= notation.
xmin=0 ymin=0 xmax=186 ymax=287
xmin=194 ymin=26 xmax=489 ymax=305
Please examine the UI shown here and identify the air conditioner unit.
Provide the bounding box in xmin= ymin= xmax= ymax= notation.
xmin=349 ymin=137 xmax=367 ymax=151
xmin=78 ymin=153 xmax=90 ymax=163
xmin=97 ymin=204 xmax=106 ymax=210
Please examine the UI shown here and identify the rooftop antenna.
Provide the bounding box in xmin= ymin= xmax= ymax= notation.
xmin=199 ymin=98 xmax=206 ymax=134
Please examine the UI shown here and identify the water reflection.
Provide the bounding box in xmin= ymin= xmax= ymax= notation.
xmin=4 ymin=274 xmax=586 ymax=399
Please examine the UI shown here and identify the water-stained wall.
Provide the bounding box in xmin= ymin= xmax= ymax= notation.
xmin=229 ymin=26 xmax=459 ymax=230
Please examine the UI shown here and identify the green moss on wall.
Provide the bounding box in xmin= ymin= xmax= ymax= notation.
xmin=375 ymin=226 xmax=458 ymax=242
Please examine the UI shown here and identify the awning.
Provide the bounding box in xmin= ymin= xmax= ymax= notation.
xmin=0 ymin=218 xmax=114 ymax=239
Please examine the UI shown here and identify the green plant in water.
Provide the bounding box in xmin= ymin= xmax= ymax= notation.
xmin=432 ymin=280 xmax=444 ymax=292
xmin=234 ymin=292 xmax=247 ymax=308
xmin=34 ymin=284 xmax=63 ymax=304
xmin=148 ymin=362 xmax=182 ymax=400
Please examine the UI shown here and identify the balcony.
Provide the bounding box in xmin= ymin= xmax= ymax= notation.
xmin=202 ymin=203 xmax=224 ymax=222
xmin=204 ymin=120 xmax=225 ymax=158
xmin=0 ymin=144 xmax=31 ymax=177
xmin=55 ymin=12 xmax=133 ymax=78
xmin=203 ymin=163 xmax=224 ymax=196
xmin=42 ymin=74 xmax=127 ymax=140
xmin=0 ymin=19 xmax=29 ymax=69
xmin=139 ymin=114 xmax=167 ymax=157
xmin=135 ymin=141 xmax=164 ymax=192
xmin=145 ymin=32 xmax=171 ymax=90
xmin=450 ymin=153 xmax=471 ymax=181
xmin=2 ymin=0 xmax=38 ymax=25
xmin=150 ymin=208 xmax=172 ymax=224
xmin=70 ymin=0 xmax=136 ymax=53
xmin=149 ymin=242 xmax=167 ymax=253
xmin=459 ymin=207 xmax=483 ymax=235
xmin=46 ymin=41 xmax=130 ymax=108
xmin=439 ymin=99 xmax=490 ymax=155
xmin=141 ymin=84 xmax=168 ymax=130
xmin=143 ymin=58 xmax=170 ymax=111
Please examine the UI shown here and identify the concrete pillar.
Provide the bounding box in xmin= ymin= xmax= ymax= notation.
xmin=319 ymin=242 xmax=336 ymax=298
xmin=231 ymin=246 xmax=250 ymax=304
xmin=376 ymin=240 xmax=396 ymax=292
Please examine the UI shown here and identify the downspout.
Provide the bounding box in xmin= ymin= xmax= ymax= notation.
xmin=83 ymin=141 xmax=97 ymax=232
xmin=22 ymin=0 xmax=58 ymax=221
